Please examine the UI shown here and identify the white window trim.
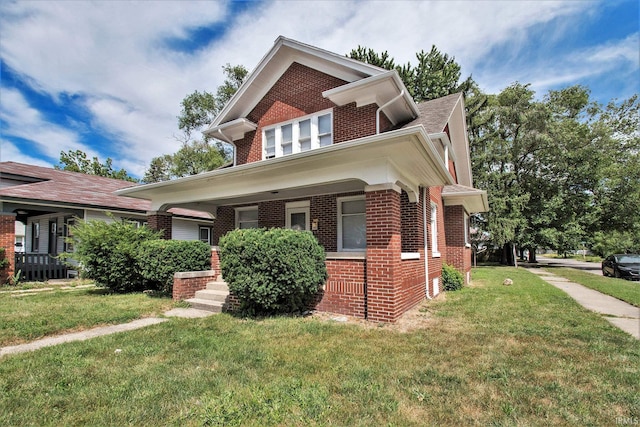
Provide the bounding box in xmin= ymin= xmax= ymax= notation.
xmin=464 ymin=213 xmax=471 ymax=248
xmin=199 ymin=226 xmax=212 ymax=245
xmin=337 ymin=195 xmax=366 ymax=252
xmin=285 ymin=201 xmax=310 ymax=231
xmin=235 ymin=206 xmax=259 ymax=229
xmin=430 ymin=202 xmax=440 ymax=257
xmin=262 ymin=109 xmax=333 ymax=160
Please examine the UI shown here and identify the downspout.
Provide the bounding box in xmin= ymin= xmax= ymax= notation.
xmin=215 ymin=129 xmax=236 ymax=166
xmin=423 ymin=187 xmax=432 ymax=299
xmin=376 ymin=90 xmax=405 ymax=134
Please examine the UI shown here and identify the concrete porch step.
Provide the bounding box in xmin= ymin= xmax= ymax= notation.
xmin=184 ymin=298 xmax=224 ymax=313
xmin=194 ymin=288 xmax=229 ymax=303
xmin=206 ymin=281 xmax=229 ymax=292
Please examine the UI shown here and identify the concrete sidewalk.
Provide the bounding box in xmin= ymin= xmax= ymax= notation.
xmin=527 ymin=268 xmax=640 ymax=339
xmin=0 ymin=308 xmax=214 ymax=357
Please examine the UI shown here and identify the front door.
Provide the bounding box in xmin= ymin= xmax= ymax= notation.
xmin=285 ymin=201 xmax=310 ymax=231
xmin=49 ymin=220 xmax=58 ymax=255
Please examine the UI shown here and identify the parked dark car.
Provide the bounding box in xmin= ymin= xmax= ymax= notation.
xmin=602 ymin=254 xmax=640 ymax=281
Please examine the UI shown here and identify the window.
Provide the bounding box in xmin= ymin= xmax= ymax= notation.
xmin=338 ymin=196 xmax=366 ymax=251
xmin=199 ymin=227 xmax=212 ymax=244
xmin=31 ymin=222 xmax=40 ymax=252
xmin=64 ymin=218 xmax=75 ymax=252
xmin=286 ymin=201 xmax=310 ymax=231
xmin=235 ymin=206 xmax=259 ymax=229
xmin=464 ymin=213 xmax=470 ymax=246
xmin=430 ymin=202 xmax=439 ymax=256
xmin=262 ymin=110 xmax=333 ymax=159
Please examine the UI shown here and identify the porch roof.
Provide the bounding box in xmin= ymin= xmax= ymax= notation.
xmin=442 ymin=184 xmax=489 ymax=213
xmin=116 ymin=126 xmax=455 ymax=214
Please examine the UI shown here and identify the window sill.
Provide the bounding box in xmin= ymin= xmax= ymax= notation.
xmin=326 ymin=252 xmax=366 ymax=260
xmin=432 ymin=252 xmax=441 ymax=258
xmin=401 ymin=252 xmax=420 ymax=260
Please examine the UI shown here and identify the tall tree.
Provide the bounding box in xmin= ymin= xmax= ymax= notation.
xmin=143 ymin=64 xmax=248 ymax=183
xmin=55 ymin=150 xmax=137 ymax=182
xmin=348 ymin=45 xmax=469 ymax=102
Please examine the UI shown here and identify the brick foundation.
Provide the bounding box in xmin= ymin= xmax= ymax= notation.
xmin=316 ymin=258 xmax=366 ymax=317
xmin=0 ymin=213 xmax=16 ymax=283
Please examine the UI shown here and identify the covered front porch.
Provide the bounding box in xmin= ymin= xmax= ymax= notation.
xmin=118 ymin=127 xmax=465 ymax=321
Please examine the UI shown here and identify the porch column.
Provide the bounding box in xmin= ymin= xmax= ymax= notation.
xmin=365 ymin=184 xmax=403 ymax=322
xmin=147 ymin=211 xmax=173 ymax=240
xmin=0 ymin=213 xmax=16 ymax=283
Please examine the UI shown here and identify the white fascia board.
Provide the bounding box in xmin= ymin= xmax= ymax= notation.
xmin=203 ymin=118 xmax=257 ymax=141
xmin=322 ymin=71 xmax=419 ymax=120
xmin=117 ymin=126 xmax=453 ymax=209
xmin=442 ymin=189 xmax=489 ymax=213
xmin=429 ymin=132 xmax=456 ymax=162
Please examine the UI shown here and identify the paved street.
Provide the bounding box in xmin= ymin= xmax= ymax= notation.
xmin=534 ymin=255 xmax=603 ymax=276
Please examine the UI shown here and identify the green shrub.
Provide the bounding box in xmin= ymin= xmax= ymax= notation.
xmin=442 ymin=263 xmax=464 ymax=291
xmin=138 ymin=240 xmax=211 ymax=294
xmin=219 ymin=228 xmax=328 ymax=315
xmin=61 ymin=216 xmax=161 ymax=292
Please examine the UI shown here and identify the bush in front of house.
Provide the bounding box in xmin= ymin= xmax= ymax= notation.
xmin=138 ymin=239 xmax=211 ymax=294
xmin=442 ymin=263 xmax=464 ymax=291
xmin=62 ymin=216 xmax=162 ymax=292
xmin=219 ymin=228 xmax=328 ymax=315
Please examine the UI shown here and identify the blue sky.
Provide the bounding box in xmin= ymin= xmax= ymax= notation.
xmin=1 ymin=0 xmax=638 ymax=179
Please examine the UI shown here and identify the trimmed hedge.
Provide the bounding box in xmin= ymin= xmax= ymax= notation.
xmin=63 ymin=217 xmax=211 ymax=294
xmin=138 ymin=240 xmax=211 ymax=294
xmin=219 ymin=228 xmax=328 ymax=315
xmin=442 ymin=263 xmax=464 ymax=291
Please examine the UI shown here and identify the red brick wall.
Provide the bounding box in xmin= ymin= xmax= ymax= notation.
xmin=0 ymin=214 xmax=16 ymax=283
xmin=258 ymin=200 xmax=285 ymax=229
xmin=173 ymin=270 xmax=216 ymax=300
xmin=365 ymin=188 xmax=403 ymax=322
xmin=211 ymin=247 xmax=220 ymax=273
xmin=399 ymin=258 xmax=426 ymax=312
xmin=445 ymin=205 xmax=471 ymax=284
xmin=147 ymin=212 xmax=172 ymax=240
xmin=234 ymin=62 xmax=392 ymax=165
xmin=316 ymin=258 xmax=366 ymax=317
xmin=401 ymin=190 xmax=422 ymax=253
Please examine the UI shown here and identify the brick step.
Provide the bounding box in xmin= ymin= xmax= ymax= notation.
xmin=185 ymin=298 xmax=224 ymax=313
xmin=194 ymin=288 xmax=229 ymax=303
xmin=206 ymin=281 xmax=229 ymax=292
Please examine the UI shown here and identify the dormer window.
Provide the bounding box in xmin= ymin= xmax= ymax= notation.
xmin=262 ymin=110 xmax=333 ymax=160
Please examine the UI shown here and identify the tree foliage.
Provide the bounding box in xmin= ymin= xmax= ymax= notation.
xmin=143 ymin=64 xmax=248 ymax=183
xmin=55 ymin=150 xmax=137 ymax=182
xmin=348 ymin=45 xmax=469 ymax=102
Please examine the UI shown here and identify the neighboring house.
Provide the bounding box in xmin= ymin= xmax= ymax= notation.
xmin=0 ymin=162 xmax=214 ymax=282
xmin=119 ymin=36 xmax=488 ymax=322
xmin=14 ymin=221 xmax=25 ymax=253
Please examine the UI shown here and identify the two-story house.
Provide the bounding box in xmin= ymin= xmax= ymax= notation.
xmin=118 ymin=36 xmax=488 ymax=322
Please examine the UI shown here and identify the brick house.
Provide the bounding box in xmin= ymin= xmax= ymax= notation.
xmin=118 ymin=36 xmax=488 ymax=322
xmin=0 ymin=162 xmax=214 ymax=282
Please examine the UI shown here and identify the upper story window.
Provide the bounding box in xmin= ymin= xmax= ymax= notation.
xmin=262 ymin=110 xmax=333 ymax=160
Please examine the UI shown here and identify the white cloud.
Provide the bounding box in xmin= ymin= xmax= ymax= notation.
xmin=0 ymin=139 xmax=52 ymax=167
xmin=0 ymin=88 xmax=94 ymax=160
xmin=0 ymin=0 xmax=634 ymax=176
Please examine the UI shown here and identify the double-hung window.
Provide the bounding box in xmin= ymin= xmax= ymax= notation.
xmin=262 ymin=110 xmax=333 ymax=159
xmin=235 ymin=206 xmax=259 ymax=229
xmin=430 ymin=202 xmax=440 ymax=256
xmin=338 ymin=196 xmax=366 ymax=251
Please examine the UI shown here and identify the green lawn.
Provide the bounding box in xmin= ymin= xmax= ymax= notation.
xmin=545 ymin=267 xmax=640 ymax=307
xmin=0 ymin=286 xmax=175 ymax=346
xmin=0 ymin=267 xmax=638 ymax=426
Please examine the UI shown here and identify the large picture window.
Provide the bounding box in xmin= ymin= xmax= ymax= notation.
xmin=235 ymin=206 xmax=259 ymax=229
xmin=338 ymin=196 xmax=366 ymax=251
xmin=262 ymin=110 xmax=333 ymax=160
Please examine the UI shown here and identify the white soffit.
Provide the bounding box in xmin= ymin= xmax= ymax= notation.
xmin=322 ymin=71 xmax=419 ymax=125
xmin=204 ymin=118 xmax=257 ymax=141
xmin=442 ymin=185 xmax=489 ymax=213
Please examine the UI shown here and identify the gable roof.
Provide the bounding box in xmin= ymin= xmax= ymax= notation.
xmin=0 ymin=162 xmax=212 ymax=220
xmin=205 ymin=36 xmax=418 ymax=142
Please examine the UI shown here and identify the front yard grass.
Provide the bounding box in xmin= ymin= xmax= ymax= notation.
xmin=0 ymin=287 xmax=175 ymax=346
xmin=545 ymin=267 xmax=640 ymax=307
xmin=1 ymin=266 xmax=638 ymax=426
